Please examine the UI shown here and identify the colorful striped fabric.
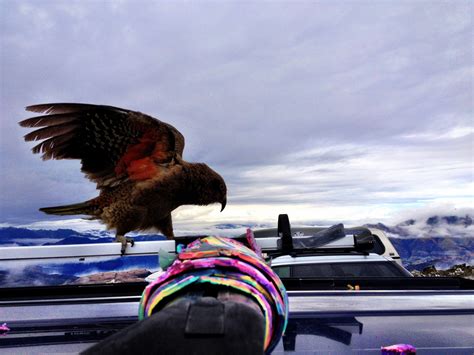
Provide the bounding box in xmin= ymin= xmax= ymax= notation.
xmin=139 ymin=231 xmax=288 ymax=354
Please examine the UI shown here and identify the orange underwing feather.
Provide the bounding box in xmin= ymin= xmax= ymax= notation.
xmin=114 ymin=132 xmax=171 ymax=178
xmin=127 ymin=157 xmax=159 ymax=181
xmin=115 ymin=133 xmax=157 ymax=175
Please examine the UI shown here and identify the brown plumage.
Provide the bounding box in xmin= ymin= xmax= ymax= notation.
xmin=19 ymin=103 xmax=227 ymax=254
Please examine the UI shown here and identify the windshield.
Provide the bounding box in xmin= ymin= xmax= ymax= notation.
xmin=1 ymin=1 xmax=472 ymax=290
xmin=273 ymin=262 xmax=411 ymax=278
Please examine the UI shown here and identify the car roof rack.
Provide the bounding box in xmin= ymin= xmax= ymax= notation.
xmin=172 ymin=215 xmax=375 ymax=256
xmin=0 ymin=215 xmax=374 ymax=262
xmin=259 ymin=214 xmax=375 ymax=257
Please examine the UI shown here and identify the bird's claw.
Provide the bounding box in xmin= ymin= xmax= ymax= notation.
xmin=115 ymin=235 xmax=135 ymax=256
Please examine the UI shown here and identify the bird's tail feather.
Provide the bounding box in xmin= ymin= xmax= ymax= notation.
xmin=39 ymin=201 xmax=94 ymax=216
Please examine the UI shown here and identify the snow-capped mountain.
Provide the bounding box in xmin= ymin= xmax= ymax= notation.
xmin=0 ymin=227 xmax=166 ymax=247
xmin=366 ymin=214 xmax=473 ymax=270
xmin=367 ymin=215 xmax=472 ymax=238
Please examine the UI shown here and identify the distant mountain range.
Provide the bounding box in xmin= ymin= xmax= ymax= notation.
xmin=366 ymin=214 xmax=472 ymax=237
xmin=0 ymin=214 xmax=472 ymax=287
xmin=364 ymin=214 xmax=473 ymax=270
xmin=0 ymin=227 xmax=166 ymax=247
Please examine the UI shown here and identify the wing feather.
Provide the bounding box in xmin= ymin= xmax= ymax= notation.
xmin=20 ymin=103 xmax=185 ymax=188
xmin=19 ymin=113 xmax=78 ymax=128
xmin=24 ymin=122 xmax=79 ymax=141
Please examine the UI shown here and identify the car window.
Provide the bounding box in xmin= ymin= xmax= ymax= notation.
xmin=274 ymin=266 xmax=290 ymax=278
xmin=273 ymin=262 xmax=406 ymax=278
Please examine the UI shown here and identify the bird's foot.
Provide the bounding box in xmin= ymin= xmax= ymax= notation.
xmin=115 ymin=235 xmax=135 ymax=256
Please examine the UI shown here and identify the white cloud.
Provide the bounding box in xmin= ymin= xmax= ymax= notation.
xmin=401 ymin=126 xmax=473 ymax=141
xmin=388 ymin=203 xmax=474 ymax=225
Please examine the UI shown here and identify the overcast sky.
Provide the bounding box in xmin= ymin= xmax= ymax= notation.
xmin=0 ymin=1 xmax=472 ymax=231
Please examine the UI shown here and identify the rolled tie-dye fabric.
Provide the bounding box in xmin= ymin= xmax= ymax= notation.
xmin=139 ymin=233 xmax=288 ymax=354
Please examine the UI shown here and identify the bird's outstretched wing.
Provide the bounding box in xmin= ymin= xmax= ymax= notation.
xmin=19 ymin=103 xmax=185 ymax=187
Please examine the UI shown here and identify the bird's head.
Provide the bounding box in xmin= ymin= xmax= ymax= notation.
xmin=188 ymin=163 xmax=227 ymax=211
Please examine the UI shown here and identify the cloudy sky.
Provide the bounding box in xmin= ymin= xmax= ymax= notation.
xmin=0 ymin=1 xmax=472 ymax=232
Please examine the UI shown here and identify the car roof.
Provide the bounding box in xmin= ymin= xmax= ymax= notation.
xmin=271 ymin=253 xmax=389 ymax=267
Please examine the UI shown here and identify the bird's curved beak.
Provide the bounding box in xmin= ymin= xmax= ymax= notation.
xmin=220 ymin=197 xmax=227 ymax=212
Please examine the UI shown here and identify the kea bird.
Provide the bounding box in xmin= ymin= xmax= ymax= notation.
xmin=20 ymin=103 xmax=227 ymax=254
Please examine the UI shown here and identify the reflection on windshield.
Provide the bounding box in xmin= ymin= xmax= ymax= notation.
xmin=0 ymin=255 xmax=158 ymax=287
xmin=283 ymin=316 xmax=363 ymax=351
